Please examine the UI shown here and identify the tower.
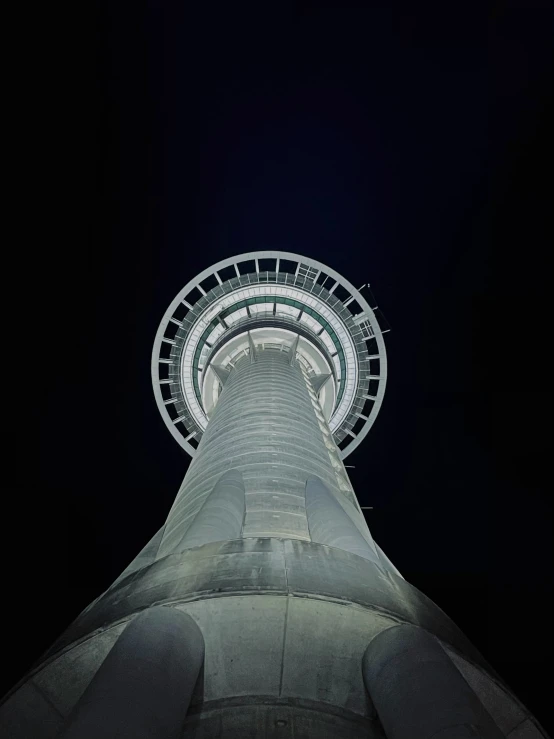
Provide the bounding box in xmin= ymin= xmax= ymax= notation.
xmin=1 ymin=252 xmax=546 ymax=737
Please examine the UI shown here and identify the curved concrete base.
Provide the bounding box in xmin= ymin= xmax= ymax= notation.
xmin=0 ymin=540 xmax=548 ymax=738
xmin=58 ymin=607 xmax=204 ymax=739
xmin=362 ymin=625 xmax=504 ymax=739
xmin=182 ymin=698 xmax=385 ymax=738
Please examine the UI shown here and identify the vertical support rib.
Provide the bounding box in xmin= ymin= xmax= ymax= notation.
xmin=310 ymin=373 xmax=331 ymax=394
xmin=362 ymin=625 xmax=504 ymax=739
xmin=59 ymin=607 xmax=204 ymax=739
xmin=248 ymin=331 xmax=257 ymax=363
xmin=211 ymin=363 xmax=232 ymax=387
xmin=179 ymin=469 xmax=245 ymax=549
xmin=305 ymin=477 xmax=378 ymax=562
xmin=288 ymin=334 xmax=300 ymax=365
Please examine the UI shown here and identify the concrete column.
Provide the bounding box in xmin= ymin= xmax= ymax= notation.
xmin=59 ymin=606 xmax=204 ymax=739
xmin=305 ymin=476 xmax=379 ymax=562
xmin=362 ymin=624 xmax=504 ymax=739
xmin=179 ymin=468 xmax=245 ymax=550
xmin=159 ymin=349 xmax=359 ymax=553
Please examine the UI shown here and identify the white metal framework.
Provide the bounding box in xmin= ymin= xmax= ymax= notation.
xmin=152 ymin=251 xmax=388 ymax=458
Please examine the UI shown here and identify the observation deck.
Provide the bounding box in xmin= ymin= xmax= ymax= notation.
xmin=152 ymin=251 xmax=389 ymax=458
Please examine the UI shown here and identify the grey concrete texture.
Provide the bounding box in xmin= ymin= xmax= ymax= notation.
xmin=373 ymin=541 xmax=404 ymax=579
xmin=362 ymin=624 xmax=505 ymax=739
xmin=181 ymin=699 xmax=386 ymax=738
xmin=111 ymin=527 xmax=165 ymax=588
xmin=32 ymin=622 xmax=128 ymax=717
xmin=43 ymin=538 xmax=484 ymax=664
xmin=0 ymin=622 xmax=128 ymax=739
xmin=59 ymin=607 xmax=204 ymax=739
xmin=444 ymin=647 xmax=539 ymax=738
xmin=306 ymin=476 xmax=380 ymax=562
xmin=2 ymin=590 xmax=545 ymax=738
xmin=157 ymin=349 xmax=369 ymax=557
xmin=178 ymin=469 xmax=245 ymax=549
xmin=4 ymin=533 xmax=535 ymax=736
xmin=2 ymin=595 xmax=389 ymax=737
xmin=178 ymin=595 xmax=388 ymax=715
xmin=0 ymin=680 xmax=65 ymax=739
xmin=504 ymin=721 xmax=550 ymax=739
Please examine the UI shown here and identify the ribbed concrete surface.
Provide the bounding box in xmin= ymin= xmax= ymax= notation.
xmin=158 ymin=347 xmax=368 ymax=557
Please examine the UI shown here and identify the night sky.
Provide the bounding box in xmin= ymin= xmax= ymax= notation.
xmin=8 ymin=2 xmax=552 ymax=732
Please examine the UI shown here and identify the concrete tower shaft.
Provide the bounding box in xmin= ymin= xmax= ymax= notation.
xmin=159 ymin=346 xmax=369 ymax=557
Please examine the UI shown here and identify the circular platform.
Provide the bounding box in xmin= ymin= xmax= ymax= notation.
xmin=152 ymin=251 xmax=388 ymax=458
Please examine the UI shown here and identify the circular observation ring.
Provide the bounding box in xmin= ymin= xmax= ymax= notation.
xmin=152 ymin=251 xmax=388 ymax=459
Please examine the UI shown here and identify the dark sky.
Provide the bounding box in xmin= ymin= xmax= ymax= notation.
xmin=8 ymin=1 xmax=552 ymax=732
